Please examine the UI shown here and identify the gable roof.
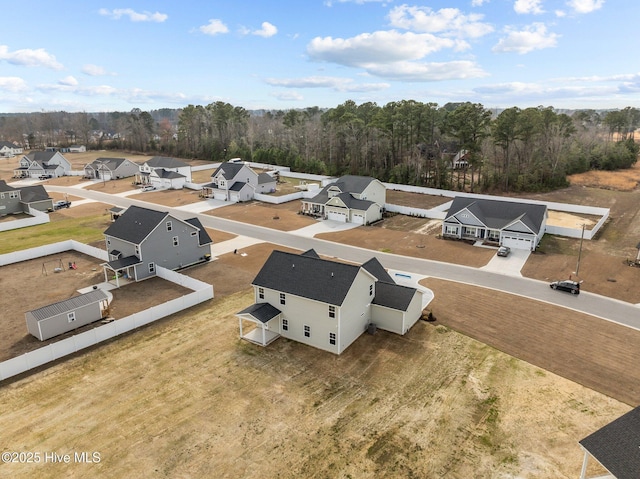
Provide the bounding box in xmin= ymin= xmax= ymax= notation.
xmin=212 ymin=162 xmax=245 ymax=179
xmin=0 ymin=141 xmax=19 ymax=148
xmin=25 ymin=151 xmax=64 ymax=165
xmin=445 ymin=196 xmax=547 ymax=233
xmin=89 ymin=157 xmax=128 ymax=170
xmin=372 ymin=282 xmax=418 ymax=311
xmin=18 ymin=185 xmax=50 ymax=203
xmin=145 ymin=156 xmax=189 ymax=168
xmin=330 ymin=192 xmax=375 ymax=211
xmin=579 ymin=406 xmax=640 ymax=479
xmin=184 ymin=217 xmax=213 ymax=246
xmin=0 ymin=180 xmax=16 ymax=192
xmin=252 ymin=250 xmax=364 ymax=306
xmin=237 ymin=302 xmax=281 ymax=323
xmin=27 ymin=289 xmax=108 ymax=321
xmin=103 ymin=205 xmax=168 ymax=244
xmin=362 ymin=257 xmax=394 ymax=283
xmin=229 ymin=181 xmax=248 ymax=191
xmin=300 ymin=249 xmax=320 ymax=259
xmin=258 ymin=172 xmax=275 ymax=184
xmin=152 ymin=168 xmax=185 ymax=179
xmin=332 ymin=175 xmax=377 ymax=194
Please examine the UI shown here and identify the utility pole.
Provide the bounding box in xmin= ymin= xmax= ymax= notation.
xmin=575 ymin=223 xmax=586 ymax=278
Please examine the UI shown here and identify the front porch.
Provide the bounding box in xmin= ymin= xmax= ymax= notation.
xmin=102 ymin=255 xmax=142 ymax=288
xmin=236 ymin=303 xmax=282 ymax=347
xmin=300 ymin=201 xmax=325 ymax=218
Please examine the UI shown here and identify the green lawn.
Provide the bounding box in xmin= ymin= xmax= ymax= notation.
xmin=0 ymin=214 xmax=108 ymax=254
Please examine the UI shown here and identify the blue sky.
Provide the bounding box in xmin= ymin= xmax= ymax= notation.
xmin=1 ymin=0 xmax=638 ymax=113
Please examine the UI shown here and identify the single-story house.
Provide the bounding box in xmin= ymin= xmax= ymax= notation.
xmin=578 ymin=405 xmax=640 ymax=479
xmin=0 ymin=141 xmax=23 ymax=157
xmin=68 ymin=145 xmax=87 ymax=153
xmin=84 ymin=157 xmax=140 ymax=180
xmin=442 ymin=196 xmax=548 ymax=251
xmin=102 ymin=205 xmax=212 ymax=286
xmin=136 ymin=156 xmax=192 ymax=186
xmin=13 ymin=151 xmax=71 ymax=179
xmin=25 ymin=289 xmax=111 ymax=341
xmin=235 ymin=249 xmax=423 ymax=354
xmin=300 ymin=175 xmax=386 ymax=225
xmin=201 ymin=161 xmax=276 ymax=201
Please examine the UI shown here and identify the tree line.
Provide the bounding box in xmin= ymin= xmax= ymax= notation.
xmin=0 ymin=102 xmax=637 ymax=193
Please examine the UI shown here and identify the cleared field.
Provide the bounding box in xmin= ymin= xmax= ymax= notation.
xmin=0 ymin=289 xmax=626 ymax=479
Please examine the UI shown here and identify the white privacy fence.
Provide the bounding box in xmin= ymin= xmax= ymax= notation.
xmin=0 ymin=244 xmax=213 ymax=382
xmin=0 ymin=208 xmax=50 ymax=232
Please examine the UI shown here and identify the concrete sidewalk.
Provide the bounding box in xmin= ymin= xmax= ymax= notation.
xmin=289 ymin=219 xmax=361 ymax=238
xmin=387 ymin=269 xmax=434 ymax=309
xmin=209 ymin=236 xmax=265 ymax=258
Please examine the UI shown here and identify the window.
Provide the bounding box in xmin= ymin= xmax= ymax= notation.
xmin=9 ymin=192 xmax=18 ymax=199
xmin=134 ymin=245 xmax=140 ymax=255
xmin=67 ymin=312 xmax=76 ymax=323
xmin=191 ymin=231 xmax=197 ymax=237
xmin=166 ymin=221 xmax=172 ymax=232
xmin=148 ymin=262 xmax=155 ymax=274
xmin=304 ymin=325 xmax=310 ymax=338
xmin=369 ymin=284 xmax=373 ymax=296
xmin=258 ymin=287 xmax=264 ymax=299
xmin=329 ymin=332 xmax=336 ymax=345
xmin=329 ymin=305 xmax=335 ymax=318
xmin=172 ymin=236 xmax=179 ymax=247
xmin=0 ymin=193 xmax=4 ymax=199
xmin=282 ymin=318 xmax=288 ymax=331
xmin=280 ymin=293 xmax=286 ymax=305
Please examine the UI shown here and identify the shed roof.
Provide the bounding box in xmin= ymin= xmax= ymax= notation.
xmin=579 ymin=405 xmax=640 ymax=479
xmin=27 ymin=289 xmax=108 ymax=321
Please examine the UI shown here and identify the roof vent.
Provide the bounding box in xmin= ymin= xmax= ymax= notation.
xmin=292 ymin=264 xmax=295 ymax=268
xmin=331 ymin=272 xmax=334 ymax=277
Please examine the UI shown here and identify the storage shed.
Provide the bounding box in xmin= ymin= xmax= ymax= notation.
xmin=25 ymin=289 xmax=111 ymax=341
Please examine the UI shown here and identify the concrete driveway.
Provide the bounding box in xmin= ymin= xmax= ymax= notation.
xmin=480 ymin=248 xmax=531 ymax=277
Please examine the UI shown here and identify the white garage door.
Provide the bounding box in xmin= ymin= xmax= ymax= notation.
xmin=352 ymin=214 xmax=365 ymax=225
xmin=502 ymin=235 xmax=533 ymax=251
xmin=327 ymin=211 xmax=347 ymax=222
xmin=101 ymin=172 xmax=112 ymax=181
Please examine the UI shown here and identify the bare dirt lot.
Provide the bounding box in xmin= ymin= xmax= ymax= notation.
xmin=0 ymin=286 xmax=629 ymax=479
xmin=205 ymin=200 xmax=318 ymax=231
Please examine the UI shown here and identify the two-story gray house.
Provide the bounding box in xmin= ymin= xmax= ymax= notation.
xmin=201 ymin=161 xmax=276 ymax=202
xmin=235 ymin=249 xmax=423 ymax=354
xmin=0 ymin=180 xmax=53 ymax=215
xmin=300 ymin=175 xmax=386 ymax=224
xmin=13 ymin=151 xmax=71 ymax=179
xmin=136 ymin=156 xmax=192 ymax=188
xmin=101 ymin=205 xmax=212 ymax=286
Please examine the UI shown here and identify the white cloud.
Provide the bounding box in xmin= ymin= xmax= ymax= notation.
xmin=388 ymin=5 xmax=494 ymax=39
xmin=308 ymin=30 xmax=459 ymax=66
xmin=555 ymin=9 xmax=567 ymax=16
xmin=0 ymin=77 xmax=28 ymax=92
xmin=265 ymin=76 xmax=389 ymax=92
xmin=567 ymin=0 xmax=604 ymax=14
xmin=514 ymin=0 xmax=544 ymax=14
xmin=471 ymin=0 xmax=490 ymax=5
xmin=0 ymin=45 xmax=63 ymax=70
xmin=82 ymin=64 xmax=109 ymax=76
xmin=254 ymin=22 xmax=278 ymax=38
xmin=98 ymin=8 xmax=167 ymax=22
xmin=272 ymin=91 xmax=304 ymax=101
xmin=493 ymin=23 xmax=559 ymax=54
xmin=59 ymin=76 xmax=78 ymax=86
xmin=200 ymin=19 xmax=229 ymax=36
xmin=363 ymin=60 xmax=488 ymax=81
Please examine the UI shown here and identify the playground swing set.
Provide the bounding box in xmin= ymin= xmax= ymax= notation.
xmin=41 ymin=258 xmax=78 ymax=276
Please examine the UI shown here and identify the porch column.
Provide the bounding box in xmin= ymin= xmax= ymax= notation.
xmin=579 ymin=450 xmax=589 ymax=479
xmin=262 ymin=324 xmax=266 ymax=346
xmin=238 ymin=318 xmax=243 ymax=338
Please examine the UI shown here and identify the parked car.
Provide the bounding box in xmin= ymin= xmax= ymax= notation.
xmin=53 ymin=200 xmax=71 ymax=210
xmin=141 ymin=185 xmax=156 ymax=191
xmin=497 ymin=246 xmax=511 ymax=257
xmin=549 ymin=279 xmax=580 ymax=295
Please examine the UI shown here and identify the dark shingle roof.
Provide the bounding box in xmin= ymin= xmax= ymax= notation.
xmin=153 ymin=168 xmax=185 ymax=179
xmin=445 ymin=196 xmax=547 ymax=233
xmin=0 ymin=141 xmax=19 ymax=148
xmin=579 ymin=406 xmax=640 ymax=479
xmin=228 ymin=181 xmax=247 ymax=191
xmin=27 ymin=289 xmax=108 ymax=321
xmin=105 ymin=255 xmax=143 ymax=270
xmin=90 ymin=157 xmax=127 ymax=170
xmin=332 ymin=192 xmax=374 ymax=211
xmin=103 ymin=205 xmax=168 ymax=244
xmin=258 ymin=172 xmax=275 ymax=184
xmin=212 ymin=162 xmax=245 ymax=179
xmin=332 ymin=175 xmax=377 ymax=194
xmin=237 ymin=303 xmax=281 ymax=323
xmin=26 ymin=151 xmax=58 ymax=164
xmin=0 ymin=180 xmax=16 ymax=192
xmin=252 ymin=250 xmax=363 ymax=306
xmin=184 ymin=217 xmax=213 ymax=246
xmin=362 ymin=257 xmax=394 ymax=283
xmin=146 ymin=156 xmax=188 ymax=168
xmin=372 ymin=281 xmax=418 ymax=311
xmin=18 ymin=185 xmax=50 ymax=203
xmin=300 ymin=249 xmax=320 ymax=259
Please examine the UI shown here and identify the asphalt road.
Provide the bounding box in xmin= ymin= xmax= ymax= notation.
xmin=47 ymin=186 xmax=640 ymax=331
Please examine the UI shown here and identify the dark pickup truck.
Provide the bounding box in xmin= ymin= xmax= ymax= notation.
xmin=53 ymin=200 xmax=71 ymax=210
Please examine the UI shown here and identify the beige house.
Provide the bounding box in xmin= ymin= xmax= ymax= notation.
xmin=236 ymin=249 xmax=423 ymax=354
xmin=300 ymin=175 xmax=386 ymax=224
